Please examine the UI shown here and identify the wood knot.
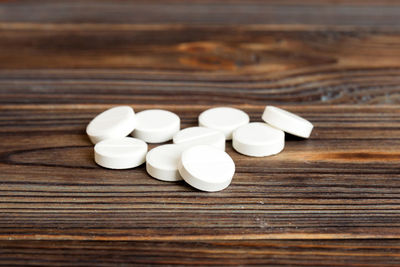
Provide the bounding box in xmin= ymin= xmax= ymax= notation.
xmin=177 ymin=41 xmax=237 ymax=70
xmin=177 ymin=41 xmax=221 ymax=53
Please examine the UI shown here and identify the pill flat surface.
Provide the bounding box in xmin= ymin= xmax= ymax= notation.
xmin=132 ymin=109 xmax=180 ymax=143
xmin=178 ymin=145 xmax=235 ymax=192
xmin=233 ymin=122 xmax=284 ymax=157
xmin=173 ymin=126 xmax=225 ymax=151
xmin=94 ymin=137 xmax=147 ymax=169
xmin=86 ymin=106 xmax=136 ymax=144
xmin=198 ymin=107 xmax=249 ymax=140
xmin=262 ymin=106 xmax=313 ymax=138
xmin=146 ymin=144 xmax=183 ymax=182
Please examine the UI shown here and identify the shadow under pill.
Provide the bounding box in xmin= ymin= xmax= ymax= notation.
xmin=285 ymin=133 xmax=307 ymax=141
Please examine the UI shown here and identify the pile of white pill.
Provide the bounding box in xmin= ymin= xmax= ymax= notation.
xmin=86 ymin=106 xmax=313 ymax=192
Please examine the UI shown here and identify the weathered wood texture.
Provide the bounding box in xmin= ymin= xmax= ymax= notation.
xmin=1 ymin=23 xmax=400 ymax=105
xmin=1 ymin=0 xmax=400 ymax=265
xmin=2 ymin=240 xmax=400 ymax=266
xmin=2 ymin=0 xmax=400 ymax=27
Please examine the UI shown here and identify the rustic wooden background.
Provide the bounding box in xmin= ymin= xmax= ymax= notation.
xmin=1 ymin=0 xmax=400 ymax=265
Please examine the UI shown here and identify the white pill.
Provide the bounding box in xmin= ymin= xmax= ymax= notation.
xmin=198 ymin=107 xmax=249 ymax=140
xmin=146 ymin=144 xmax=183 ymax=182
xmin=173 ymin=127 xmax=225 ymax=151
xmin=132 ymin=109 xmax=180 ymax=143
xmin=94 ymin=137 xmax=147 ymax=169
xmin=262 ymin=106 xmax=313 ymax=138
xmin=232 ymin=122 xmax=284 ymax=157
xmin=86 ymin=106 xmax=136 ymax=144
xmin=178 ymin=145 xmax=235 ymax=192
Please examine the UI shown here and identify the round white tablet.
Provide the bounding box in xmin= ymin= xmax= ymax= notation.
xmin=173 ymin=127 xmax=225 ymax=151
xmin=94 ymin=137 xmax=147 ymax=169
xmin=262 ymin=106 xmax=313 ymax=138
xmin=132 ymin=109 xmax=180 ymax=143
xmin=198 ymin=107 xmax=249 ymax=140
xmin=146 ymin=144 xmax=183 ymax=182
xmin=86 ymin=106 xmax=136 ymax=144
xmin=232 ymin=122 xmax=284 ymax=157
xmin=178 ymin=145 xmax=235 ymax=192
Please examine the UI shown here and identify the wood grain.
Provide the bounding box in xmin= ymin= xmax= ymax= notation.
xmin=0 ymin=24 xmax=400 ymax=105
xmin=2 ymin=0 xmax=400 ymax=27
xmin=1 ymin=0 xmax=400 ymax=265
xmin=1 ymin=105 xmax=399 ymax=243
xmin=1 ymin=240 xmax=400 ymax=266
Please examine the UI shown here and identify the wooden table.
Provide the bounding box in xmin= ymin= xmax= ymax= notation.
xmin=1 ymin=1 xmax=400 ymax=265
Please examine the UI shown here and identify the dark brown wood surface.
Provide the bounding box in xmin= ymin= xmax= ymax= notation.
xmin=1 ymin=0 xmax=400 ymax=265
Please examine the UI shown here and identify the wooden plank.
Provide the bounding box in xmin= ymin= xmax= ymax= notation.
xmin=0 ymin=24 xmax=399 ymax=105
xmin=1 ymin=0 xmax=400 ymax=27
xmin=1 ymin=240 xmax=400 ymax=266
xmin=0 ymin=105 xmax=399 ymax=242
